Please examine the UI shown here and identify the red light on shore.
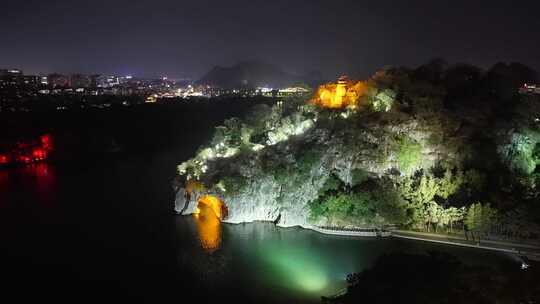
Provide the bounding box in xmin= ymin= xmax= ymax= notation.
xmin=32 ymin=148 xmax=47 ymax=160
xmin=2 ymin=134 xmax=54 ymax=166
xmin=18 ymin=155 xmax=32 ymax=163
xmin=40 ymin=134 xmax=53 ymax=150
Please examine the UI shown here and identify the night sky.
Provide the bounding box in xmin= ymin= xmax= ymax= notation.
xmin=1 ymin=0 xmax=539 ymax=79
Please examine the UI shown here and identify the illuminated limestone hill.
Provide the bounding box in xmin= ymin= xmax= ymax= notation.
xmin=173 ymin=74 xmax=463 ymax=228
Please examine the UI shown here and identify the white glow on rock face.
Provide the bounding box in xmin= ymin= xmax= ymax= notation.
xmin=176 ymin=105 xmax=318 ymax=179
xmin=251 ymin=144 xmax=264 ymax=151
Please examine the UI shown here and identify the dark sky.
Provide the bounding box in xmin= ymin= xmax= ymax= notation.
xmin=1 ymin=0 xmax=539 ymax=79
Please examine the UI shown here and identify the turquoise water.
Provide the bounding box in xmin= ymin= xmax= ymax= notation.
xmin=176 ymin=217 xmax=514 ymax=303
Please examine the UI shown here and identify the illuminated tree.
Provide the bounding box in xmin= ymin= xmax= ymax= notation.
xmin=367 ymin=89 xmax=396 ymax=112
xmin=465 ymin=202 xmax=497 ymax=242
xmin=425 ymin=201 xmax=444 ymax=232
xmin=309 ymin=192 xmax=376 ymax=226
xmin=445 ymin=207 xmax=466 ymax=234
xmin=396 ymin=136 xmax=422 ymax=174
xmin=438 ymin=169 xmax=464 ymax=199
xmin=498 ymin=130 xmax=540 ymax=175
xmin=400 ymin=171 xmax=465 ymax=231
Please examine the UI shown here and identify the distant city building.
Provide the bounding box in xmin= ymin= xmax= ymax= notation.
xmin=1 ymin=66 xmax=293 ymax=114
xmin=94 ymin=75 xmax=129 ymax=88
xmin=95 ymin=75 xmax=111 ymax=88
xmin=118 ymin=75 xmax=132 ymax=85
xmin=40 ymin=76 xmax=48 ymax=86
xmin=519 ymin=83 xmax=540 ymax=95
xmin=23 ymin=75 xmax=41 ymax=87
xmin=204 ymin=86 xmax=233 ymax=97
xmin=90 ymin=74 xmax=101 ymax=87
xmin=277 ymin=86 xmax=311 ymax=97
xmin=48 ymin=73 xmax=70 ymax=88
xmin=0 ymin=69 xmax=23 ymax=76
xmin=70 ymin=74 xmax=91 ymax=88
xmin=0 ymin=69 xmax=24 ymax=86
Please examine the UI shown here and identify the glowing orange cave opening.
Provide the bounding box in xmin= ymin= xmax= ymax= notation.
xmin=193 ymin=195 xmax=227 ymax=253
xmin=195 ymin=195 xmax=228 ymax=220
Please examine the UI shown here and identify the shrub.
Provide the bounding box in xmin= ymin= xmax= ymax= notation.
xmin=210 ymin=118 xmax=244 ymax=148
xmin=220 ymin=174 xmax=248 ymax=194
xmin=372 ymin=186 xmax=408 ymax=225
xmin=396 ymin=136 xmax=422 ymax=173
xmin=319 ymin=174 xmax=343 ymax=195
xmin=272 ymin=163 xmax=291 ymax=185
xmin=296 ymin=149 xmax=321 ymax=174
xmin=497 ymin=130 xmax=540 ymax=175
xmin=350 ymin=168 xmax=369 ymax=186
xmin=371 ymin=89 xmax=395 ymax=112
xmin=465 ymin=202 xmax=497 ymax=235
xmin=309 ymin=191 xmax=376 ymax=224
xmin=223 ymin=118 xmax=243 ymax=146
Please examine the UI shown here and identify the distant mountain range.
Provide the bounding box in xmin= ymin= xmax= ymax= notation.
xmin=197 ymin=61 xmax=325 ymax=89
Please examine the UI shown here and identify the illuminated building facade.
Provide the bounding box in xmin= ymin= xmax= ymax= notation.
xmin=311 ymin=76 xmax=369 ymax=109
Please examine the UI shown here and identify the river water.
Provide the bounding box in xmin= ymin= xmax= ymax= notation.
xmin=0 ymin=148 xmax=514 ymax=303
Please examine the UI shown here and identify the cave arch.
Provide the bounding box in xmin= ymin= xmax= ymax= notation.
xmin=197 ymin=195 xmax=228 ymax=220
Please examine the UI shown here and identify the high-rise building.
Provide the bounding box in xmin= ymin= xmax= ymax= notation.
xmin=39 ymin=76 xmax=48 ymax=86
xmin=23 ymin=75 xmax=41 ymax=88
xmin=93 ymin=75 xmax=120 ymax=88
xmin=89 ymin=74 xmax=101 ymax=88
xmin=0 ymin=69 xmax=23 ymax=76
xmin=0 ymin=69 xmax=24 ymax=86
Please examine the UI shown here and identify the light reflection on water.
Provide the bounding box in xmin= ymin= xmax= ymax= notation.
xmin=258 ymin=240 xmax=331 ymax=293
xmin=0 ymin=162 xmax=58 ymax=208
xmin=0 ymin=170 xmax=8 ymax=184
xmin=194 ymin=204 xmax=222 ymax=254
xmin=178 ymin=218 xmax=514 ymax=303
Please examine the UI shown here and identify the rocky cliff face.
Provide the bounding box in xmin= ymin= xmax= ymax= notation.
xmin=172 ymin=82 xmax=463 ymax=228
xmin=173 ymin=66 xmax=540 ymax=238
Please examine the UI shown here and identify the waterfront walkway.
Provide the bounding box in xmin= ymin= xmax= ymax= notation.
xmin=312 ymin=226 xmax=391 ymax=237
xmin=312 ymin=226 xmax=540 ymax=261
xmin=391 ymin=230 xmax=540 ymax=261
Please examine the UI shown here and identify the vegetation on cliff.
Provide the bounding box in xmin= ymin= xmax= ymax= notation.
xmin=177 ymin=60 xmax=540 ymax=240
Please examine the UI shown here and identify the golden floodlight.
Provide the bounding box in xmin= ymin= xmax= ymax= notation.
xmin=311 ymin=76 xmax=369 ymax=109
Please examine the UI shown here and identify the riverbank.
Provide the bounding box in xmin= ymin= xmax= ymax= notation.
xmin=219 ymin=220 xmax=539 ymax=261
xmin=391 ymin=230 xmax=540 ymax=261
xmin=307 ymin=225 xmax=540 ymax=261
